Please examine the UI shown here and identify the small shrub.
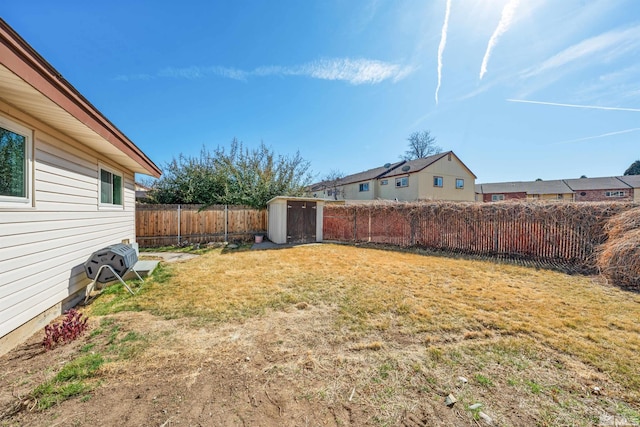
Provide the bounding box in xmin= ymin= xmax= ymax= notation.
xmin=42 ymin=309 xmax=89 ymax=351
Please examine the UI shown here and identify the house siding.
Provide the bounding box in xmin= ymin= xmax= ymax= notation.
xmin=483 ymin=192 xmax=526 ymax=202
xmin=0 ymin=108 xmax=137 ymax=347
xmin=416 ymin=156 xmax=475 ymax=201
xmin=379 ymin=174 xmax=418 ymax=201
xmin=573 ymin=189 xmax=633 ymax=202
xmin=341 ymin=180 xmax=375 ymax=200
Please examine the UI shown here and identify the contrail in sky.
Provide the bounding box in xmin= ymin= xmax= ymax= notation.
xmin=556 ymin=128 xmax=640 ymax=145
xmin=480 ymin=0 xmax=519 ymax=80
xmin=507 ymin=98 xmax=640 ymax=112
xmin=435 ymin=0 xmax=451 ymax=104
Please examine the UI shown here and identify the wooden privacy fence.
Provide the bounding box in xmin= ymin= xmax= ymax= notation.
xmin=136 ymin=204 xmax=267 ymax=247
xmin=323 ymin=201 xmax=636 ymax=273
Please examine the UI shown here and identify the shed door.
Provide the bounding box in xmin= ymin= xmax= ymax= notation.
xmin=287 ymin=201 xmax=316 ymax=243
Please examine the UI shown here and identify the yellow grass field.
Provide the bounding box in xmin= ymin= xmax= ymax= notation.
xmin=3 ymin=243 xmax=639 ymax=426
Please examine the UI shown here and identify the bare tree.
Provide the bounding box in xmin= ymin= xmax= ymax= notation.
xmin=321 ymin=169 xmax=345 ymax=200
xmin=402 ymin=130 xmax=442 ymax=160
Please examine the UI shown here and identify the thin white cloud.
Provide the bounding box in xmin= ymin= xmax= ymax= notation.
xmin=522 ymin=25 xmax=640 ymax=79
xmin=116 ymin=58 xmax=413 ymax=85
xmin=114 ymin=73 xmax=153 ymax=82
xmin=480 ymin=0 xmax=520 ymax=80
xmin=435 ymin=0 xmax=451 ymax=104
xmin=507 ymin=98 xmax=640 ymax=112
xmin=299 ymin=58 xmax=413 ymax=84
xmin=555 ymin=128 xmax=640 ymax=145
xmin=159 ymin=66 xmax=248 ymax=81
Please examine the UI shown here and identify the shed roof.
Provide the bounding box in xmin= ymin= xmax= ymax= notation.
xmin=267 ymin=196 xmax=329 ymax=205
xmin=0 ymin=19 xmax=161 ymax=177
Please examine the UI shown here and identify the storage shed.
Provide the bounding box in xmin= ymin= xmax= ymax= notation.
xmin=267 ymin=197 xmax=326 ymax=244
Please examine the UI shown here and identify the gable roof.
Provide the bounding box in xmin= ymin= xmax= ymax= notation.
xmin=0 ymin=19 xmax=161 ymax=178
xmin=310 ymin=150 xmax=476 ymax=189
xmin=382 ymin=151 xmax=477 ymax=179
xmin=310 ymin=161 xmax=405 ymax=189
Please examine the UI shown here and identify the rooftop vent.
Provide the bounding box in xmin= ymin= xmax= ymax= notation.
xmin=384 ymin=163 xmax=391 ymax=168
xmin=401 ymin=165 xmax=411 ymax=172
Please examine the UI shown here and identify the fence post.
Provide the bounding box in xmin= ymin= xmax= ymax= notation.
xmin=177 ymin=204 xmax=181 ymax=245
xmin=225 ymin=204 xmax=228 ymax=242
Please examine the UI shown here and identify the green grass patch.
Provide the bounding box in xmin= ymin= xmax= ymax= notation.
xmin=31 ymin=353 xmax=104 ymax=410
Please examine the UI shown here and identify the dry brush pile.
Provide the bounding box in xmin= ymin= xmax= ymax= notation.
xmin=597 ymin=206 xmax=640 ymax=290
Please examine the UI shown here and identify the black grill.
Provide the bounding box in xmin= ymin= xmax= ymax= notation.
xmin=84 ymin=244 xmax=138 ymax=283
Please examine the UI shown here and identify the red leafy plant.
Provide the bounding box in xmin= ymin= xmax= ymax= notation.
xmin=42 ymin=309 xmax=89 ymax=351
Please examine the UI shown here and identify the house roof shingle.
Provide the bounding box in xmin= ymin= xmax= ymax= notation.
xmin=476 ymin=179 xmax=573 ymax=195
xmin=563 ymin=177 xmax=630 ymax=190
xmin=618 ymin=175 xmax=640 ymax=188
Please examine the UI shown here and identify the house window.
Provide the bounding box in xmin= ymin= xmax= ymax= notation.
xmin=492 ymin=194 xmax=504 ymax=201
xmin=455 ymin=178 xmax=464 ymax=189
xmin=395 ymin=177 xmax=408 ymax=188
xmin=380 ymin=179 xmax=388 ymax=185
xmin=359 ymin=183 xmax=369 ymax=192
xmin=433 ymin=176 xmax=443 ymax=187
xmin=0 ymin=118 xmax=32 ymax=206
xmin=327 ymin=189 xmax=334 ymax=196
xmin=605 ymin=191 xmax=625 ymax=197
xmin=100 ymin=166 xmax=123 ymax=206
xmin=557 ymin=194 xmax=564 ymax=200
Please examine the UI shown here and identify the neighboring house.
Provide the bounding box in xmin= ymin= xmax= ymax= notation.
xmin=564 ymin=177 xmax=634 ymax=202
xmin=618 ymin=175 xmax=640 ymax=202
xmin=475 ymin=180 xmax=574 ymax=202
xmin=476 ymin=176 xmax=639 ymax=202
xmin=135 ymin=181 xmax=152 ymax=203
xmin=0 ymin=19 xmax=161 ymax=355
xmin=309 ymin=151 xmax=476 ymax=202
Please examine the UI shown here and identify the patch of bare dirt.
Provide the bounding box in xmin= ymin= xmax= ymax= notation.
xmin=0 ymin=304 xmax=632 ymax=426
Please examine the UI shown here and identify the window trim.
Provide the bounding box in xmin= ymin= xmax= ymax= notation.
xmin=433 ymin=176 xmax=443 ymax=187
xmin=455 ymin=178 xmax=464 ymax=189
xmin=395 ymin=176 xmax=409 ymax=188
xmin=492 ymin=194 xmax=505 ymax=201
xmin=98 ymin=163 xmax=125 ymax=209
xmin=380 ymin=179 xmax=388 ymax=186
xmin=0 ymin=115 xmax=33 ymax=208
xmin=359 ymin=182 xmax=370 ymax=192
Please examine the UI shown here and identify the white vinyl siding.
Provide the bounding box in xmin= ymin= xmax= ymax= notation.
xmin=0 ymin=129 xmax=136 ymax=340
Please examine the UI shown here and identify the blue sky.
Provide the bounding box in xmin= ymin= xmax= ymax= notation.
xmin=3 ymin=0 xmax=640 ymax=183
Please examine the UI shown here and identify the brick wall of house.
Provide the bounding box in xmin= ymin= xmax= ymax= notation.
xmin=573 ymin=188 xmax=634 ymax=202
xmin=483 ymin=192 xmax=526 ymax=202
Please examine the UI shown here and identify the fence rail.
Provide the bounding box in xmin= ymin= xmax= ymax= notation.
xmin=323 ymin=202 xmax=636 ymax=272
xmin=136 ymin=204 xmax=267 ymax=247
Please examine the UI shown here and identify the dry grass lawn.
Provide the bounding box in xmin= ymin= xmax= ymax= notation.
xmin=3 ymin=243 xmax=639 ymax=426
